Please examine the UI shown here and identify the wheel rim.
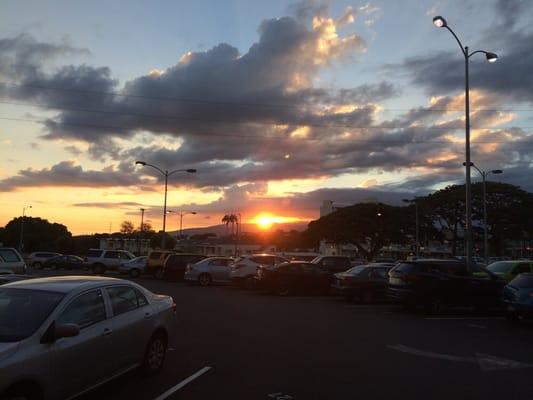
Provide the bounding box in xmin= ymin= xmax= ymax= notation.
xmin=148 ymin=338 xmax=165 ymax=370
xmin=199 ymin=275 xmax=210 ymax=286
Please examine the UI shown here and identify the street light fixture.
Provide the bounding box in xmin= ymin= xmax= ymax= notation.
xmin=19 ymin=205 xmax=32 ymax=252
xmin=433 ymin=15 xmax=498 ymax=269
xmin=463 ymin=162 xmax=503 ymax=265
xmin=403 ymin=199 xmax=419 ymax=258
xmin=135 ymin=161 xmax=196 ymax=248
xmin=177 ymin=211 xmax=197 ymax=239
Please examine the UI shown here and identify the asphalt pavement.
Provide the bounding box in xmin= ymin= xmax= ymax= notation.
xmin=30 ymin=270 xmax=533 ymax=399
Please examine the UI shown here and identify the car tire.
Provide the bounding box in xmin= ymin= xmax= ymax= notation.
xmin=244 ymin=276 xmax=256 ymax=290
xmin=33 ymin=262 xmax=42 ymax=270
xmin=142 ymin=333 xmax=167 ymax=375
xmin=424 ymin=298 xmax=445 ymax=315
xmin=3 ymin=383 xmax=41 ymax=400
xmin=92 ymin=263 xmax=105 ymax=274
xmin=129 ymin=268 xmax=141 ymax=278
xmin=198 ymin=273 xmax=212 ymax=287
xmin=154 ymin=268 xmax=164 ymax=280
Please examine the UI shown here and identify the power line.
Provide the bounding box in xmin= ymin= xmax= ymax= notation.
xmin=2 ymin=116 xmax=533 ymax=145
xmin=1 ymin=100 xmax=532 ymax=131
xmin=4 ymin=82 xmax=533 ymax=113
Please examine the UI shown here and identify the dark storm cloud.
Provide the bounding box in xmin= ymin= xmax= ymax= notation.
xmin=0 ymin=161 xmax=151 ymax=191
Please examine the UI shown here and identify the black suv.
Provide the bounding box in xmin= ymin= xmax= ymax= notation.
xmin=388 ymin=260 xmax=506 ymax=313
xmin=162 ymin=253 xmax=206 ymax=281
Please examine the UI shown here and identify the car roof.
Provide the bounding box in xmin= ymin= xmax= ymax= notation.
xmin=2 ymin=275 xmax=131 ymax=293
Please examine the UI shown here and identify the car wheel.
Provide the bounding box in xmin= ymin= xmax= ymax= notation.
xmin=244 ymin=276 xmax=256 ymax=290
xmin=198 ymin=273 xmax=212 ymax=287
xmin=361 ymin=290 xmax=375 ymax=304
xmin=129 ymin=268 xmax=141 ymax=278
xmin=33 ymin=262 xmax=42 ymax=270
xmin=154 ymin=268 xmax=164 ymax=280
xmin=424 ymin=298 xmax=445 ymax=315
xmin=92 ymin=264 xmax=105 ymax=274
xmin=143 ymin=333 xmax=167 ymax=375
xmin=3 ymin=384 xmax=41 ymax=400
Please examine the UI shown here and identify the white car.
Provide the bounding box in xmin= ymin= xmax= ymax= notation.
xmin=184 ymin=257 xmax=234 ymax=286
xmin=0 ymin=248 xmax=27 ymax=274
xmin=229 ymin=254 xmax=288 ymax=288
xmin=86 ymin=249 xmax=136 ymax=274
xmin=119 ymin=256 xmax=148 ymax=278
xmin=0 ymin=276 xmax=175 ymax=400
xmin=27 ymin=252 xmax=62 ymax=269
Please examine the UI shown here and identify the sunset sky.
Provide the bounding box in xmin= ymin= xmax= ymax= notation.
xmin=1 ymin=0 xmax=532 ymax=235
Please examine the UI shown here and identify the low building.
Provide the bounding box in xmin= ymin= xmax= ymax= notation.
xmin=98 ymin=238 xmax=151 ymax=255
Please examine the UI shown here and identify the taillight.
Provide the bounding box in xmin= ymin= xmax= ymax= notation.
xmin=172 ymin=300 xmax=177 ymax=313
xmin=402 ymin=274 xmax=421 ymax=283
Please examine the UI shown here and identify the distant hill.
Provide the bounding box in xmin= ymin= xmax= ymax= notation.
xmin=171 ymin=221 xmax=310 ymax=237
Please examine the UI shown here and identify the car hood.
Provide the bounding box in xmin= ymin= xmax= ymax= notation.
xmin=0 ymin=341 xmax=20 ymax=362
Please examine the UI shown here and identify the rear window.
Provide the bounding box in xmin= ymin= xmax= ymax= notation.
xmin=87 ymin=250 xmax=103 ymax=258
xmin=394 ymin=263 xmax=424 ymax=273
xmin=510 ymin=274 xmax=533 ymax=288
xmin=0 ymin=249 xmax=21 ymax=263
xmin=487 ymin=262 xmax=514 ymax=273
xmin=347 ymin=266 xmax=367 ymax=275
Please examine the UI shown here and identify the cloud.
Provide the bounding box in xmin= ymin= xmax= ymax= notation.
xmin=0 ymin=160 xmax=151 ymax=191
xmin=73 ymin=201 xmax=145 ymax=208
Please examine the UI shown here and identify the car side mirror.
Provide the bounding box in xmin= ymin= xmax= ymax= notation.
xmin=41 ymin=322 xmax=80 ymax=343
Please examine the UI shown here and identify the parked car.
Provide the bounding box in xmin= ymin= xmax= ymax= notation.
xmin=42 ymin=255 xmax=85 ymax=270
xmin=0 ymin=276 xmax=175 ymax=400
xmin=256 ymin=261 xmax=331 ymax=295
xmin=27 ymin=252 xmax=62 ymax=269
xmin=229 ymin=254 xmax=289 ymax=288
xmin=119 ymin=256 xmax=147 ymax=278
xmin=86 ymin=249 xmax=135 ymax=274
xmin=0 ymin=274 xmax=32 ymax=285
xmin=162 ymin=254 xmax=206 ymax=281
xmin=0 ymin=248 xmax=26 ymax=274
xmin=310 ymin=255 xmax=352 ymax=274
xmin=487 ymin=260 xmax=533 ymax=282
xmin=184 ymin=257 xmax=234 ymax=286
xmin=332 ymin=263 xmax=395 ymax=302
xmin=146 ymin=250 xmax=176 ymax=277
xmin=388 ymin=260 xmax=506 ymax=314
xmin=502 ymin=273 xmax=533 ymax=322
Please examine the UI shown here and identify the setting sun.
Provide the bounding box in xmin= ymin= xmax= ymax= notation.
xmin=252 ymin=213 xmax=301 ymax=230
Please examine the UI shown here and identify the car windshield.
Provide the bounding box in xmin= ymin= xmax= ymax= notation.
xmin=0 ymin=288 xmax=64 ymax=342
xmin=487 ymin=262 xmax=514 ymax=273
xmin=346 ymin=266 xmax=367 ymax=275
xmin=510 ymin=274 xmax=533 ymax=288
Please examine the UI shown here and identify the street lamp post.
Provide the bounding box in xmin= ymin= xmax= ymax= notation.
xmin=178 ymin=211 xmax=197 ymax=239
xmin=433 ymin=16 xmax=498 ymax=269
xmin=465 ymin=162 xmax=503 ymax=265
xmin=135 ymin=161 xmax=196 ymax=248
xmin=19 ymin=205 xmax=32 ymax=252
xmin=403 ymin=199 xmax=419 ymax=258
xmin=139 ymin=208 xmax=145 ymax=232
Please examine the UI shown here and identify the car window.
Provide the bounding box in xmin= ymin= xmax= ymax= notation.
xmin=87 ymin=250 xmax=103 ymax=258
xmin=510 ymin=274 xmax=533 ymax=288
xmin=208 ymin=258 xmax=225 ymax=266
xmin=487 ymin=262 xmax=513 ymax=273
xmin=149 ymin=252 xmax=161 ymax=260
xmin=119 ymin=252 xmax=133 ymax=260
xmin=252 ymin=256 xmax=275 ymax=265
xmin=371 ymin=268 xmax=389 ymax=279
xmin=135 ymin=288 xmax=148 ymax=307
xmin=0 ymin=249 xmax=21 ymax=263
xmin=107 ymin=286 xmax=143 ymax=316
xmin=513 ymin=263 xmax=531 ymax=275
xmin=104 ymin=251 xmax=120 ymax=259
xmin=301 ymin=264 xmax=318 ymax=273
xmin=57 ymin=290 xmax=106 ymax=329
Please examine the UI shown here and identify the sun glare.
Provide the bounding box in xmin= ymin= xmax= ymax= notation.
xmin=253 ymin=213 xmax=301 ymax=230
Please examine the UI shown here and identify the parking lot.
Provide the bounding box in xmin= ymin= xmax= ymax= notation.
xmin=24 ymin=269 xmax=533 ymax=400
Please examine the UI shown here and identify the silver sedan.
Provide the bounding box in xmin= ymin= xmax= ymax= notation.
xmin=0 ymin=276 xmax=176 ymax=400
xmin=184 ymin=257 xmax=233 ymax=286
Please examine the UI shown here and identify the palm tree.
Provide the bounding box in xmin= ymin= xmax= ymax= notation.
xmin=221 ymin=214 xmax=240 ymax=255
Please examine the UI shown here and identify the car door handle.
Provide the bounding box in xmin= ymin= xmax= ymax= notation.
xmin=102 ymin=328 xmax=113 ymax=336
xmin=144 ymin=312 xmax=153 ymax=320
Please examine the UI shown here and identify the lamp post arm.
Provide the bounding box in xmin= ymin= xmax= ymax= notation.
xmin=142 ymin=163 xmax=166 ymax=176
xmin=467 ymin=50 xmax=491 ymax=59
xmin=471 ymin=164 xmax=483 ymax=176
xmin=168 ymin=168 xmax=189 ymax=177
xmin=445 ymin=26 xmax=467 ymax=57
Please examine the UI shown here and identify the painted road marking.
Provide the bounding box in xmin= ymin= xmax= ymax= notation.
xmin=468 ymin=324 xmax=488 ymax=329
xmin=268 ymin=392 xmax=294 ymax=399
xmin=387 ymin=344 xmax=533 ymax=371
xmin=153 ymin=366 xmax=212 ymax=400
xmin=424 ymin=317 xmax=505 ymax=321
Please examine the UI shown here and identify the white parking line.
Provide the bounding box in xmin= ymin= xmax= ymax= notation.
xmin=424 ymin=317 xmax=505 ymax=321
xmin=468 ymin=324 xmax=488 ymax=329
xmin=153 ymin=366 xmax=212 ymax=400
